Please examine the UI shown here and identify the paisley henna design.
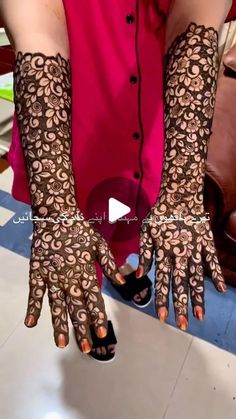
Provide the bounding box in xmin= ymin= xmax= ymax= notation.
xmin=138 ymin=23 xmax=226 ymax=326
xmin=14 ymin=52 xmax=123 ymax=349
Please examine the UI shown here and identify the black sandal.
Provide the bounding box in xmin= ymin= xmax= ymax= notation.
xmin=89 ymin=320 xmax=117 ymax=363
xmin=110 ymin=271 xmax=152 ymax=308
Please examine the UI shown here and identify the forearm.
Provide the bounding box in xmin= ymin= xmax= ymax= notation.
xmin=158 ymin=23 xmax=219 ymax=212
xmin=165 ymin=0 xmax=233 ymax=52
xmin=158 ymin=0 xmax=233 ymax=215
xmin=1 ymin=0 xmax=73 ymax=218
xmin=14 ymin=52 xmax=77 ymax=218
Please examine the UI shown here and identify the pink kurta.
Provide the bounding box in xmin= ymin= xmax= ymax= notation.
xmin=8 ymin=0 xmax=171 ymax=280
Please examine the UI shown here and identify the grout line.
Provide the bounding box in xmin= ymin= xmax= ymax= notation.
xmin=0 ymin=317 xmax=24 ymax=350
xmin=224 ymin=301 xmax=235 ymax=336
xmin=163 ymin=336 xmax=194 ymax=419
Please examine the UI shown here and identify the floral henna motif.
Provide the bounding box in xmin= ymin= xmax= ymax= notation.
xmin=14 ymin=52 xmax=122 ymax=348
xmin=138 ymin=23 xmax=226 ymax=324
xmin=14 ymin=53 xmax=76 ymax=218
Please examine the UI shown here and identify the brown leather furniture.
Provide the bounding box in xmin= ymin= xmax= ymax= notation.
xmin=204 ymin=21 xmax=236 ymax=285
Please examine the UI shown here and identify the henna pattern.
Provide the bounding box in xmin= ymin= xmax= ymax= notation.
xmin=138 ymin=23 xmax=226 ymax=323
xmin=14 ymin=52 xmax=123 ymax=348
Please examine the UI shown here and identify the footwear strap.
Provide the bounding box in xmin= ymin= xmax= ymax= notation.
xmin=111 ymin=271 xmax=152 ymax=301
xmin=90 ymin=320 xmax=117 ymax=349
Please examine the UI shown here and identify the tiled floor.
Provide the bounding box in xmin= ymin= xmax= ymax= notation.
xmin=1 ymin=167 xmax=236 ymax=419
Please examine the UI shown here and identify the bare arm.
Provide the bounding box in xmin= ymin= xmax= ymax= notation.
xmin=137 ymin=0 xmax=232 ymax=330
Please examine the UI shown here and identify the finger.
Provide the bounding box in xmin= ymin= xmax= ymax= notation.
xmin=172 ymin=256 xmax=189 ymax=331
xmin=202 ymin=235 xmax=227 ymax=293
xmin=79 ymin=265 xmax=108 ymax=338
xmin=188 ymin=253 xmax=205 ymax=320
xmin=48 ymin=288 xmax=69 ymax=348
xmin=66 ymin=285 xmax=92 ymax=353
xmin=25 ymin=265 xmax=46 ymax=328
xmin=154 ymin=249 xmax=172 ymax=322
xmin=96 ymin=234 xmax=125 ymax=285
xmin=224 ymin=45 xmax=236 ymax=71
xmin=136 ymin=223 xmax=154 ymax=278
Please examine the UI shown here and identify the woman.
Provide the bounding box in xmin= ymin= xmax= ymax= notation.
xmin=0 ymin=0 xmax=231 ymax=362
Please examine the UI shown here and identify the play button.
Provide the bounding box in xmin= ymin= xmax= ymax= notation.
xmin=108 ymin=198 xmax=131 ymax=223
xmin=85 ymin=176 xmax=151 ymax=242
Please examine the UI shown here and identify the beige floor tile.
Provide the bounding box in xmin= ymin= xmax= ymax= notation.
xmin=164 ymin=337 xmax=236 ymax=419
xmin=0 ymin=206 xmax=15 ymax=226
xmin=0 ymin=247 xmax=29 ymax=346
xmin=0 ymin=166 xmax=13 ymax=193
xmin=0 ymin=294 xmax=192 ymax=419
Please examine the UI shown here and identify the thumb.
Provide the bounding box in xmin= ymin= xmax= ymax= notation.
xmin=136 ymin=223 xmax=154 ymax=278
xmin=96 ymin=234 xmax=125 ymax=285
xmin=224 ymin=44 xmax=236 ymax=72
xmin=25 ymin=269 xmax=46 ymax=327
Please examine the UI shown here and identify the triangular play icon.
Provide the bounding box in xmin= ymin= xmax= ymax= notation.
xmin=108 ymin=197 xmax=131 ymax=223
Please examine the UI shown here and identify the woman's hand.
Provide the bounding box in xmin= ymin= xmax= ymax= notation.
xmin=25 ymin=214 xmax=124 ymax=350
xmin=224 ymin=43 xmax=236 ymax=72
xmin=137 ymin=203 xmax=227 ymax=330
xmin=13 ymin=52 xmax=125 ymax=350
xmin=135 ymin=23 xmax=228 ymax=331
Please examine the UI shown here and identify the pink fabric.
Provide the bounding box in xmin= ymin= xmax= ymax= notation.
xmin=8 ymin=0 xmax=171 ymax=282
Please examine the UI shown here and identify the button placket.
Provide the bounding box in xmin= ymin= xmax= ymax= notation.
xmin=126 ymin=6 xmax=140 ymax=185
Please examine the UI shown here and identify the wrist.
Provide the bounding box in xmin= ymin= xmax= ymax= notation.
xmin=31 ymin=200 xmax=81 ymax=220
xmin=156 ymin=191 xmax=205 ymax=215
xmin=158 ymin=174 xmax=205 ymax=205
xmin=29 ymin=169 xmax=79 ymax=218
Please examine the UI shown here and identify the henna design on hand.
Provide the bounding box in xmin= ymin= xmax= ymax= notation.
xmin=14 ymin=52 xmax=123 ymax=348
xmin=138 ymin=23 xmax=226 ymax=327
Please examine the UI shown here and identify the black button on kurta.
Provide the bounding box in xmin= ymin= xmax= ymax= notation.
xmin=126 ymin=14 xmax=134 ymax=24
xmin=130 ymin=76 xmax=137 ymax=84
xmin=133 ymin=132 xmax=140 ymax=140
